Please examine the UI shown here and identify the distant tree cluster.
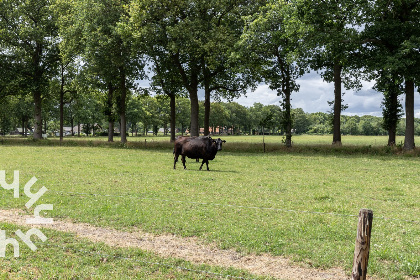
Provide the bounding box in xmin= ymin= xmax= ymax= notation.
xmin=0 ymin=0 xmax=419 ymax=147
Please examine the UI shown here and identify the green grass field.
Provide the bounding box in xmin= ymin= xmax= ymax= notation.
xmin=0 ymin=135 xmax=419 ymax=279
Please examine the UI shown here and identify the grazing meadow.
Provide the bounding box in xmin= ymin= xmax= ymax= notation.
xmin=0 ymin=135 xmax=419 ymax=279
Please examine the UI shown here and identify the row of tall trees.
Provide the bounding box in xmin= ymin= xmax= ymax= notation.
xmin=1 ymin=0 xmax=419 ymax=148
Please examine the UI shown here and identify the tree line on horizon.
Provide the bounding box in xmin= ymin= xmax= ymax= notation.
xmin=0 ymin=0 xmax=419 ymax=148
xmin=3 ymin=95 xmax=420 ymax=139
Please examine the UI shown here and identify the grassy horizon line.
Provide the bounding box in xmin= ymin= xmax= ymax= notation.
xmin=1 ymin=135 xmax=419 ymax=156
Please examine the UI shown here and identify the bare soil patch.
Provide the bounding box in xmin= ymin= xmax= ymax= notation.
xmin=0 ymin=209 xmax=360 ymax=280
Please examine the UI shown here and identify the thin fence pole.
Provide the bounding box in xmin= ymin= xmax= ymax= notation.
xmin=352 ymin=209 xmax=373 ymax=280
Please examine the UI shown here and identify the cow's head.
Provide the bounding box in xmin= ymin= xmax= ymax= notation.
xmin=213 ymin=138 xmax=226 ymax=151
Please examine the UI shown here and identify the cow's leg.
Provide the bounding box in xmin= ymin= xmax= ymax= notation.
xmin=174 ymin=153 xmax=179 ymax=169
xmin=199 ymin=160 xmax=205 ymax=170
xmin=181 ymin=155 xmax=186 ymax=169
xmin=200 ymin=159 xmax=209 ymax=170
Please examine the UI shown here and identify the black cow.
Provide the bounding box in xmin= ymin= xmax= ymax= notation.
xmin=173 ymin=136 xmax=226 ymax=170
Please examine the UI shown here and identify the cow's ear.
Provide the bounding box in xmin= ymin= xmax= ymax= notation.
xmin=222 ymin=140 xmax=226 ymax=143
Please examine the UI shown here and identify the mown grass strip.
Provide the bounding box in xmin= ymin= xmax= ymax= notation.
xmin=0 ymin=222 xmax=268 ymax=280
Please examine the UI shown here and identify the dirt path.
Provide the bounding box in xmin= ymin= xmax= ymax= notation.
xmin=0 ymin=209 xmax=354 ymax=280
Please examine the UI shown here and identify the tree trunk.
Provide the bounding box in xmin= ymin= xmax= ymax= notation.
xmin=204 ymin=88 xmax=211 ymax=136
xmin=172 ymin=53 xmax=200 ymax=137
xmin=120 ymin=111 xmax=126 ymax=143
xmin=33 ymin=90 xmax=42 ymax=139
xmin=108 ymin=119 xmax=114 ymax=140
xmin=59 ymin=65 xmax=65 ymax=142
xmin=21 ymin=118 xmax=25 ymax=137
xmin=107 ymin=84 xmax=114 ymax=142
xmin=387 ymin=89 xmax=399 ymax=146
xmin=203 ymin=65 xmax=211 ymax=136
xmin=119 ymin=68 xmax=127 ymax=144
xmin=188 ymin=66 xmax=199 ymax=137
xmin=277 ymin=52 xmax=293 ymax=147
xmin=170 ymin=94 xmax=176 ymax=142
xmin=43 ymin=119 xmax=47 ymax=137
xmin=187 ymin=68 xmax=200 ymax=138
xmin=388 ymin=123 xmax=397 ymax=146
xmin=108 ymin=122 xmax=114 ymax=142
xmin=332 ymin=62 xmax=342 ymax=146
xmin=382 ymin=73 xmax=401 ymax=146
xmin=32 ymin=42 xmax=43 ymax=140
xmin=404 ymin=79 xmax=415 ymax=150
xmin=284 ymin=68 xmax=292 ymax=147
xmin=59 ymin=90 xmax=64 ymax=142
xmin=190 ymin=91 xmax=199 ymax=137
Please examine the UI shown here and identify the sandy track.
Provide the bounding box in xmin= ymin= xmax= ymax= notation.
xmin=0 ymin=208 xmax=354 ymax=280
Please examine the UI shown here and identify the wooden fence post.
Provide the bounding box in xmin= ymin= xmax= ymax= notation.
xmin=352 ymin=209 xmax=373 ymax=280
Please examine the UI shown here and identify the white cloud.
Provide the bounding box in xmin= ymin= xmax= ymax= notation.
xmin=232 ymin=84 xmax=282 ymax=107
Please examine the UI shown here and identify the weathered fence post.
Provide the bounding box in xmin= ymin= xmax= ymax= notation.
xmin=352 ymin=209 xmax=373 ymax=280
